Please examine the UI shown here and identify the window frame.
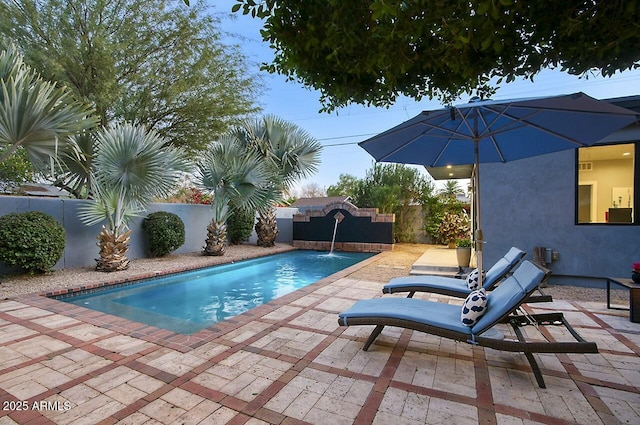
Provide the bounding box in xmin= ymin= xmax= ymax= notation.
xmin=575 ymin=141 xmax=639 ymax=225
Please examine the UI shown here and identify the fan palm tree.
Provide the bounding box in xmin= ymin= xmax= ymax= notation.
xmin=78 ymin=123 xmax=190 ymax=271
xmin=440 ymin=180 xmax=465 ymax=199
xmin=0 ymin=44 xmax=98 ymax=171
xmin=231 ymin=115 xmax=322 ymax=247
xmin=196 ymin=136 xmax=274 ymax=256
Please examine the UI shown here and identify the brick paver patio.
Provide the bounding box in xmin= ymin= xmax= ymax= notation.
xmin=1 ymin=254 xmax=639 ymax=424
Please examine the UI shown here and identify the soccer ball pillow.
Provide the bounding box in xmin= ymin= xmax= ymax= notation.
xmin=466 ymin=268 xmax=486 ymax=290
xmin=461 ymin=288 xmax=488 ymax=327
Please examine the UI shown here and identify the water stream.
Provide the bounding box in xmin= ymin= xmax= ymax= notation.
xmin=329 ymin=211 xmax=345 ymax=254
xmin=329 ymin=217 xmax=339 ymax=254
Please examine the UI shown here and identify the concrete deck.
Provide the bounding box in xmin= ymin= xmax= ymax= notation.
xmin=409 ymin=246 xmax=461 ymax=277
xmin=1 ymin=252 xmax=640 ymax=424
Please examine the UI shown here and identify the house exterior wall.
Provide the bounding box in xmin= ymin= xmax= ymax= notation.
xmin=480 ymin=149 xmax=639 ymax=285
xmin=0 ymin=197 xmax=296 ymax=271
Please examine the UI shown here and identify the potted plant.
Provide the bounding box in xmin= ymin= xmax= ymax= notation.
xmin=456 ymin=238 xmax=472 ymax=268
xmin=632 ymin=262 xmax=640 ymax=283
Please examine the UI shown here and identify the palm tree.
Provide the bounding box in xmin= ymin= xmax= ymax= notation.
xmin=440 ymin=180 xmax=465 ymax=199
xmin=196 ymin=136 xmax=273 ymax=255
xmin=78 ymin=123 xmax=190 ymax=271
xmin=232 ymin=115 xmax=322 ymax=247
xmin=0 ymin=44 xmax=98 ymax=171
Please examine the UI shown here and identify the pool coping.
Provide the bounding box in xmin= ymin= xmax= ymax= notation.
xmin=17 ymin=249 xmax=389 ymax=353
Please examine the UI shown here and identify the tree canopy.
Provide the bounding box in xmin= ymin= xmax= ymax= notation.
xmin=327 ymin=164 xmax=437 ymax=242
xmin=1 ymin=0 xmax=262 ymax=155
xmin=234 ymin=0 xmax=640 ymax=111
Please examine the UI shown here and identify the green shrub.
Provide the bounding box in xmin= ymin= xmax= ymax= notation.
xmin=228 ymin=208 xmax=255 ymax=245
xmin=142 ymin=211 xmax=185 ymax=257
xmin=0 ymin=211 xmax=65 ymax=273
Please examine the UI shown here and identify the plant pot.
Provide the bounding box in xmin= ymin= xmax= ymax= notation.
xmin=632 ymin=272 xmax=640 ymax=284
xmin=456 ymin=247 xmax=472 ymax=268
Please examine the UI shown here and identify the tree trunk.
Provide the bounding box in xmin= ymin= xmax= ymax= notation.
xmin=203 ymin=218 xmax=226 ymax=256
xmin=255 ymin=208 xmax=278 ymax=247
xmin=95 ymin=226 xmax=131 ymax=272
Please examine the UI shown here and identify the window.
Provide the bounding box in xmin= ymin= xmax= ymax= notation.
xmin=577 ymin=143 xmax=637 ymax=224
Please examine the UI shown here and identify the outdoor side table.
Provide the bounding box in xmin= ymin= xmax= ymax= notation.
xmin=606 ymin=277 xmax=640 ymax=323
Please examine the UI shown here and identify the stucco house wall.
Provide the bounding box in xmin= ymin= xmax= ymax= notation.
xmin=480 ymin=149 xmax=639 ymax=286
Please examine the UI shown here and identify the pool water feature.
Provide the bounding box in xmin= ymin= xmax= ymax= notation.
xmin=57 ymin=250 xmax=373 ymax=334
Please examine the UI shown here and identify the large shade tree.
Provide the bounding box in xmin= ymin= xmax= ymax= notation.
xmin=79 ymin=123 xmax=190 ymax=272
xmin=196 ymin=136 xmax=274 ymax=256
xmin=327 ymin=164 xmax=442 ymax=242
xmin=231 ymin=115 xmax=322 ymax=247
xmin=1 ymin=0 xmax=262 ymax=155
xmin=234 ymin=1 xmax=640 ymax=111
xmin=355 ymin=163 xmax=436 ymax=242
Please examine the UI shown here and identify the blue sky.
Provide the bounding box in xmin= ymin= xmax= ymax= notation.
xmin=214 ymin=1 xmax=640 ymax=195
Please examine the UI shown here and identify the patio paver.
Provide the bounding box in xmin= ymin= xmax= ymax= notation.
xmin=1 ymin=257 xmax=639 ymax=424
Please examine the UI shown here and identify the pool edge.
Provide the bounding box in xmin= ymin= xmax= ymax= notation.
xmin=18 ymin=249 xmax=387 ymax=348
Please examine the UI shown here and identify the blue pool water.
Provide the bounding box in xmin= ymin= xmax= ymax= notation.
xmin=58 ymin=251 xmax=373 ymax=334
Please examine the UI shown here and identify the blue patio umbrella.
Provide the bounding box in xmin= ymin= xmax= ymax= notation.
xmin=359 ymin=92 xmax=638 ymax=285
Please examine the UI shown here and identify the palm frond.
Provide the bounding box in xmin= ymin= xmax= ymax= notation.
xmin=53 ymin=131 xmax=95 ymax=198
xmin=77 ymin=180 xmax=145 ymax=230
xmin=196 ymin=136 xmax=274 ymax=221
xmin=94 ymin=123 xmax=190 ymax=201
xmin=82 ymin=123 xmax=190 ymax=232
xmin=233 ymin=114 xmax=322 ymax=190
xmin=0 ymin=44 xmax=24 ymax=82
xmin=0 ymin=44 xmax=98 ymax=170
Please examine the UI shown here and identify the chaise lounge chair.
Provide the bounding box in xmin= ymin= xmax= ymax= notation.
xmin=338 ymin=260 xmax=597 ymax=388
xmin=383 ymin=246 xmax=526 ymax=298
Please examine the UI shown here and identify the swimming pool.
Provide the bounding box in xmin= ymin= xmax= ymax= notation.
xmin=56 ymin=250 xmax=373 ymax=334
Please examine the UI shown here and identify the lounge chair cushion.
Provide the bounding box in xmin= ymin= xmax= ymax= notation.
xmin=471 ymin=260 xmax=545 ymax=335
xmin=461 ymin=288 xmax=487 ymax=326
xmin=466 ymin=268 xmax=486 ymax=290
xmin=385 ymin=275 xmax=471 ymax=293
xmin=339 ymin=297 xmax=471 ymax=335
xmin=383 ymin=247 xmax=525 ymax=296
xmin=339 ymin=261 xmax=546 ymax=339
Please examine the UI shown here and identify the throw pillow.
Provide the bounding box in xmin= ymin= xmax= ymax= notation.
xmin=466 ymin=268 xmax=486 ymax=290
xmin=461 ymin=288 xmax=488 ymax=327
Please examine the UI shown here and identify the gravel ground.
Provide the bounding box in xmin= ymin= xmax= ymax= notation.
xmin=0 ymin=243 xmax=296 ymax=299
xmin=0 ymin=242 xmax=629 ymax=305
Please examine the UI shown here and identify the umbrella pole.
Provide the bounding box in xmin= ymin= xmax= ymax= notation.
xmin=474 ymin=135 xmax=484 ymax=287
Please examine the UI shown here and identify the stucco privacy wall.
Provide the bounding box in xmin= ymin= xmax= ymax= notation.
xmin=0 ymin=197 xmax=296 ymax=270
xmin=293 ymin=200 xmax=394 ymax=252
xmin=480 ymin=149 xmax=640 ymax=284
xmin=247 ymin=207 xmax=298 ymax=245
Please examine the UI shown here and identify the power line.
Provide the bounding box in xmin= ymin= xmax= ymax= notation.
xmin=318 ymin=133 xmax=378 ymax=143
xmin=322 ymin=141 xmax=363 ymax=147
